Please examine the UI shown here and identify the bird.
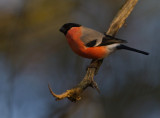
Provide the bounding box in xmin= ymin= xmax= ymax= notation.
xmin=59 ymin=23 xmax=149 ymax=60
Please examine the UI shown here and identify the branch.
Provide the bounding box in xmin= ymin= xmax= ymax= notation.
xmin=49 ymin=0 xmax=138 ymax=102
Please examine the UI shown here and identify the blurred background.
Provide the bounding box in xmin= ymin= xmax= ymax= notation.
xmin=0 ymin=0 xmax=160 ymax=118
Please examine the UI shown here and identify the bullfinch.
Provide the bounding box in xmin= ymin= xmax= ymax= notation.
xmin=60 ymin=23 xmax=149 ymax=60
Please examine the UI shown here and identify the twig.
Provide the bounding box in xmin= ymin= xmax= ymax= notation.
xmin=49 ymin=0 xmax=138 ymax=102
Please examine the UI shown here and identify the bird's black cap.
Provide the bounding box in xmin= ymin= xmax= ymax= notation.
xmin=59 ymin=23 xmax=81 ymax=35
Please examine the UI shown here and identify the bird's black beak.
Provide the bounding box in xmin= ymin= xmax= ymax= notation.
xmin=59 ymin=27 xmax=66 ymax=35
xmin=59 ymin=27 xmax=64 ymax=33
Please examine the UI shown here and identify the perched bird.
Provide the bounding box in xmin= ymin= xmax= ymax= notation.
xmin=60 ymin=23 xmax=149 ymax=60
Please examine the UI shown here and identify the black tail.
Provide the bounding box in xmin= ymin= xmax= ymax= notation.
xmin=117 ymin=44 xmax=149 ymax=55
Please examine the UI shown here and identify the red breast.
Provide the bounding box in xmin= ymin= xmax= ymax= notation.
xmin=66 ymin=27 xmax=108 ymax=59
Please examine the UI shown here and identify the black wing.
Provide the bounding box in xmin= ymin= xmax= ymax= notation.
xmin=97 ymin=35 xmax=127 ymax=46
xmin=85 ymin=40 xmax=97 ymax=47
